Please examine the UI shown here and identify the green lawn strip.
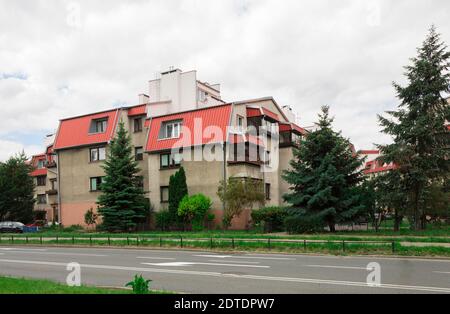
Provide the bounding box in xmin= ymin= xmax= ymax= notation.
xmin=4 ymin=236 xmax=449 ymax=257
xmin=0 ymin=276 xmax=173 ymax=294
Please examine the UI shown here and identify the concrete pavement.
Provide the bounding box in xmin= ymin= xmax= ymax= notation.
xmin=0 ymin=246 xmax=449 ymax=294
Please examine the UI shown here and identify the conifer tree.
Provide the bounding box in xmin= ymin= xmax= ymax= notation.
xmin=97 ymin=121 xmax=147 ymax=232
xmin=283 ymin=106 xmax=365 ymax=232
xmin=168 ymin=166 xmax=188 ymax=225
xmin=378 ymin=26 xmax=450 ymax=230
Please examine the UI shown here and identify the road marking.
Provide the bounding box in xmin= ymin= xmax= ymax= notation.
xmin=434 ymin=271 xmax=450 ymax=274
xmin=305 ymin=264 xmax=367 ymax=270
xmin=0 ymin=247 xmax=47 ymax=251
xmin=0 ymin=250 xmax=107 ymax=257
xmin=141 ymin=262 xmax=269 ymax=268
xmin=136 ymin=257 xmax=176 ymax=260
xmin=208 ymin=259 xmax=260 ymax=264
xmin=0 ymin=258 xmax=449 ymax=293
xmin=194 ymin=255 xmax=295 ymax=261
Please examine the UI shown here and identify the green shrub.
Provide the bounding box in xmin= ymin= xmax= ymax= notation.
xmin=284 ymin=208 xmax=325 ymax=234
xmin=178 ymin=194 xmax=212 ymax=230
xmin=251 ymin=207 xmax=288 ymax=233
xmin=126 ymin=275 xmax=152 ymax=294
xmin=155 ymin=210 xmax=172 ymax=231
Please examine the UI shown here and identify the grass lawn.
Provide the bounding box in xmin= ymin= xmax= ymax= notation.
xmin=0 ymin=276 xmax=135 ymax=294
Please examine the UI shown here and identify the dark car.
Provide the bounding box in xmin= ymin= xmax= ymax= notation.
xmin=0 ymin=221 xmax=24 ymax=233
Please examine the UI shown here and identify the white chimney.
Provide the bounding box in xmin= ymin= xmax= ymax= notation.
xmin=138 ymin=93 xmax=150 ymax=104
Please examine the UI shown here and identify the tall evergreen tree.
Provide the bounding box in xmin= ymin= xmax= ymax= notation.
xmin=283 ymin=106 xmax=365 ymax=232
xmin=97 ymin=121 xmax=147 ymax=232
xmin=378 ymin=26 xmax=450 ymax=230
xmin=168 ymin=166 xmax=188 ymax=225
xmin=0 ymin=152 xmax=35 ymax=223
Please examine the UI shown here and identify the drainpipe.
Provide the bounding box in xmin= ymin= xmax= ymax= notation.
xmin=222 ymin=141 xmax=227 ymax=211
xmin=56 ymin=152 xmax=62 ymax=225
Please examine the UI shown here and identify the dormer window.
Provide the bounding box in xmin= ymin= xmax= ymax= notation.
xmin=37 ymin=160 xmax=45 ymax=169
xmin=159 ymin=120 xmax=182 ymax=139
xmin=89 ymin=118 xmax=108 ymax=134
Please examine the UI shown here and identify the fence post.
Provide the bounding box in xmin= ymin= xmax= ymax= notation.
xmin=26 ymin=236 xmax=29 ymax=244
xmin=137 ymin=237 xmax=139 ymax=246
xmin=159 ymin=237 xmax=162 ymax=247
xmin=342 ymin=241 xmax=346 ymax=252
xmin=56 ymin=236 xmax=59 ymax=244
xmin=304 ymin=240 xmax=307 ymax=251
xmin=127 ymin=237 xmax=130 ymax=246
xmin=268 ymin=238 xmax=271 ymax=250
xmin=72 ymin=236 xmax=75 ymax=245
xmin=392 ymin=241 xmax=395 ymax=253
xmin=180 ymin=236 xmax=183 ymax=248
xmin=210 ymin=238 xmax=213 ymax=249
xmin=11 ymin=235 xmax=13 ymax=244
xmin=40 ymin=236 xmax=43 ymax=245
xmin=89 ymin=236 xmax=92 ymax=246
xmin=232 ymin=238 xmax=235 ymax=249
xmin=108 ymin=236 xmax=111 ymax=246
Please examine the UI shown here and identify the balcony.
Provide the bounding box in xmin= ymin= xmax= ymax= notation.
xmin=46 ymin=189 xmax=58 ymax=196
xmin=45 ymin=160 xmax=57 ymax=168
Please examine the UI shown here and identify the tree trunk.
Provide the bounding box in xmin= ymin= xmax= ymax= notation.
xmin=328 ymin=223 xmax=336 ymax=233
xmin=393 ymin=210 xmax=403 ymax=232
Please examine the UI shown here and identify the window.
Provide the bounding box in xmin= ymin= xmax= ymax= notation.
xmin=135 ymin=147 xmax=144 ymax=161
xmin=90 ymin=147 xmax=106 ymax=162
xmin=36 ymin=175 xmax=46 ymax=186
xmin=265 ymin=183 xmax=271 ymax=200
xmin=160 ymin=120 xmax=182 ymax=139
xmin=160 ymin=152 xmax=182 ymax=169
xmin=37 ymin=194 xmax=47 ymax=204
xmin=90 ymin=177 xmax=105 ymax=192
xmin=89 ymin=118 xmax=108 ymax=134
xmin=50 ymin=179 xmax=57 ymax=190
xmin=237 ymin=115 xmax=244 ymax=132
xmin=198 ymin=89 xmax=208 ymax=102
xmin=160 ymin=186 xmax=169 ymax=203
xmin=264 ymin=151 xmax=271 ymax=165
xmin=135 ymin=176 xmax=144 ymax=189
xmin=37 ymin=159 xmax=45 ymax=169
xmin=134 ymin=118 xmax=143 ymax=133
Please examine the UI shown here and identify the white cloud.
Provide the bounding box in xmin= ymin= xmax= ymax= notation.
xmin=0 ymin=0 xmax=449 ymax=161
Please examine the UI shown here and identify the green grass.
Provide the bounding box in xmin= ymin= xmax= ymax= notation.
xmin=0 ymin=276 xmax=133 ymax=294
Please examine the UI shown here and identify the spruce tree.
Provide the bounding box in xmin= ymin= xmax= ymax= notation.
xmin=0 ymin=152 xmax=35 ymax=223
xmin=283 ymin=106 xmax=365 ymax=232
xmin=378 ymin=26 xmax=450 ymax=230
xmin=97 ymin=121 xmax=147 ymax=232
xmin=168 ymin=166 xmax=188 ymax=225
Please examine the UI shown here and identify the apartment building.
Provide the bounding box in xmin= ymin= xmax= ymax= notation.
xmin=31 ymin=69 xmax=305 ymax=229
xmin=30 ymin=136 xmax=58 ymax=223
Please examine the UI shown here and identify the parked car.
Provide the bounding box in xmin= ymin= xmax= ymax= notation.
xmin=0 ymin=221 xmax=24 ymax=233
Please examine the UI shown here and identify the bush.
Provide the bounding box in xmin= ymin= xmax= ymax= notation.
xmin=251 ymin=207 xmax=288 ymax=233
xmin=155 ymin=210 xmax=172 ymax=231
xmin=284 ymin=208 xmax=325 ymax=234
xmin=178 ymin=194 xmax=212 ymax=230
xmin=126 ymin=275 xmax=152 ymax=294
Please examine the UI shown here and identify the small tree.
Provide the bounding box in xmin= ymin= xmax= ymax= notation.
xmin=0 ymin=152 xmax=35 ymax=223
xmin=84 ymin=207 xmax=98 ymax=229
xmin=178 ymin=194 xmax=212 ymax=230
xmin=168 ymin=167 xmax=188 ymax=225
xmin=97 ymin=121 xmax=147 ymax=232
xmin=217 ymin=177 xmax=265 ymax=229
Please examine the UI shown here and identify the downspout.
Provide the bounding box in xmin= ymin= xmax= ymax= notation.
xmin=222 ymin=103 xmax=235 ymax=211
xmin=56 ymin=152 xmax=62 ymax=225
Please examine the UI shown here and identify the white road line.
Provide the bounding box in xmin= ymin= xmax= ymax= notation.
xmin=141 ymin=262 xmax=269 ymax=268
xmin=433 ymin=271 xmax=450 ymax=274
xmin=136 ymin=257 xmax=176 ymax=260
xmin=305 ymin=265 xmax=367 ymax=270
xmin=0 ymin=251 xmax=107 ymax=257
xmin=0 ymin=247 xmax=47 ymax=251
xmin=194 ymin=254 xmax=294 ymax=261
xmin=208 ymin=259 xmax=260 ymax=264
xmin=0 ymin=258 xmax=449 ymax=293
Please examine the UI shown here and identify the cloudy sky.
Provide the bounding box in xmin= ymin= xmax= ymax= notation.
xmin=0 ymin=0 xmax=449 ymax=160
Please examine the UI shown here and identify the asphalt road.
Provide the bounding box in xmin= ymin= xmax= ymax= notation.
xmin=0 ymin=245 xmax=449 ymax=294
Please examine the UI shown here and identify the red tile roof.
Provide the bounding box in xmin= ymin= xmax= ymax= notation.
xmin=146 ymin=104 xmax=232 ymax=152
xmin=279 ymin=122 xmax=307 ymax=135
xmin=30 ymin=168 xmax=48 ymax=177
xmin=54 ymin=109 xmax=120 ymax=150
xmin=128 ymin=104 xmax=147 ymax=117
xmin=246 ymin=107 xmax=280 ymax=121
xmin=359 ymin=150 xmax=380 ymax=155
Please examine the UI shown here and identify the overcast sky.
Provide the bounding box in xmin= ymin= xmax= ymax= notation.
xmin=0 ymin=0 xmax=449 ymax=160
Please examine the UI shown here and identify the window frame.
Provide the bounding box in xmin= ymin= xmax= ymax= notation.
xmin=90 ymin=177 xmax=105 ymax=192
xmin=134 ymin=117 xmax=143 ymax=133
xmin=265 ymin=183 xmax=271 ymax=201
xmin=160 ymin=152 xmax=182 ymax=169
xmin=89 ymin=147 xmax=106 ymax=163
xmin=36 ymin=175 xmax=47 ymax=187
xmin=135 ymin=147 xmax=144 ymax=161
xmin=89 ymin=118 xmax=108 ymax=134
xmin=160 ymin=186 xmax=169 ymax=203
xmin=160 ymin=120 xmax=182 ymax=140
xmin=37 ymin=194 xmax=47 ymax=205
